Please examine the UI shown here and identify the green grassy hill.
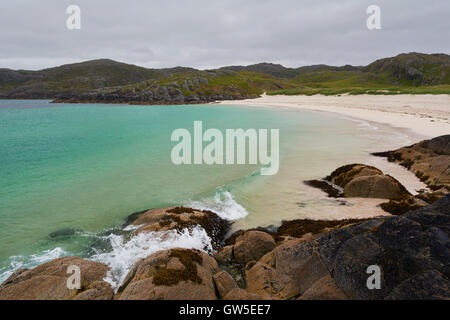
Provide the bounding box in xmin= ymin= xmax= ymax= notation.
xmin=269 ymin=53 xmax=450 ymax=96
xmin=1 ymin=52 xmax=449 ymax=101
xmin=366 ymin=52 xmax=450 ymax=85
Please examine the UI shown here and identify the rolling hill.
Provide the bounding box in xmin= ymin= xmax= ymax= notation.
xmin=0 ymin=52 xmax=449 ymax=103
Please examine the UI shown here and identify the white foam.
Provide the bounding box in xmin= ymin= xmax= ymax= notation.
xmin=0 ymin=247 xmax=68 ymax=284
xmin=122 ymin=224 xmax=144 ymax=232
xmin=187 ymin=189 xmax=248 ymax=221
xmin=90 ymin=226 xmax=213 ymax=290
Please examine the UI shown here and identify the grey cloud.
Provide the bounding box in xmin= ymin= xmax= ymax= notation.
xmin=0 ymin=0 xmax=448 ymax=70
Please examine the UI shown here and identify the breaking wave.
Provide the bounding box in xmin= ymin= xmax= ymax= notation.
xmin=0 ymin=247 xmax=69 ymax=284
xmin=90 ymin=226 xmax=213 ymax=290
xmin=186 ymin=189 xmax=248 ymax=221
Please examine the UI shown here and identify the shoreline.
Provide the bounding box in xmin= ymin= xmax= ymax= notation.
xmin=217 ymin=94 xmax=449 ymax=196
xmin=216 ymin=94 xmax=450 ymax=139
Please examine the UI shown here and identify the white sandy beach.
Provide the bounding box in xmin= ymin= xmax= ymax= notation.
xmin=219 ymin=94 xmax=450 ymax=139
xmin=218 ymin=94 xmax=450 ymax=222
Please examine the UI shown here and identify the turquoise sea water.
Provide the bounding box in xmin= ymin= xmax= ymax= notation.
xmin=0 ymin=100 xmax=379 ymax=284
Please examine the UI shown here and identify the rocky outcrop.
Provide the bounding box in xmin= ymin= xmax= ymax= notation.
xmin=273 ymin=219 xmax=368 ymax=242
xmin=304 ymin=157 xmax=448 ymax=216
xmin=0 ymin=257 xmax=113 ymax=300
xmin=328 ymin=164 xmax=410 ymax=199
xmin=306 ymin=164 xmax=411 ymax=200
xmin=116 ymin=248 xmax=219 ymax=300
xmin=373 ymin=135 xmax=450 ymax=191
xmin=243 ymin=195 xmax=450 ymax=300
xmin=48 ymin=73 xmax=261 ymax=105
xmin=366 ymin=52 xmax=450 ymax=85
xmin=370 ymin=135 xmax=450 ymax=215
xmin=125 ymin=206 xmax=231 ymax=250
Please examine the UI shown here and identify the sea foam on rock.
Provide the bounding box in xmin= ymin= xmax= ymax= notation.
xmin=124 ymin=206 xmax=231 ymax=250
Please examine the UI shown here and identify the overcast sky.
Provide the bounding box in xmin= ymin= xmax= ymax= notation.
xmin=1 ymin=0 xmax=449 ymax=70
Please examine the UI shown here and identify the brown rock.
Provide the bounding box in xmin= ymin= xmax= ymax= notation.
xmin=233 ymin=231 xmax=276 ymax=264
xmin=344 ymin=174 xmax=409 ymax=199
xmin=380 ymin=196 xmax=428 ymax=215
xmin=127 ymin=207 xmax=230 ymax=250
xmin=214 ymin=245 xmax=234 ymax=265
xmin=245 ymin=262 xmax=285 ymax=298
xmin=73 ymin=280 xmax=114 ymax=300
xmin=213 ymin=271 xmax=238 ymax=298
xmin=310 ymin=163 xmax=412 ymax=200
xmin=372 ymin=135 xmax=450 ymax=190
xmin=298 ymin=275 xmax=347 ymax=300
xmin=295 ymin=252 xmax=330 ymax=294
xmin=244 ymin=238 xmax=327 ymax=299
xmin=223 ymin=288 xmax=266 ymax=300
xmin=274 ymin=219 xmax=366 ymax=241
xmin=326 ymin=164 xmax=383 ymax=188
xmin=0 ymin=257 xmax=113 ymax=300
xmin=118 ymin=248 xmax=219 ymax=300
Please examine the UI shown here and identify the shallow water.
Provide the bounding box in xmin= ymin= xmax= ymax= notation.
xmin=0 ymin=100 xmax=410 ymax=284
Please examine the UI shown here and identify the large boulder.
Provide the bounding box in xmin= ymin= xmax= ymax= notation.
xmin=0 ymin=257 xmax=113 ymax=300
xmin=125 ymin=206 xmax=230 ymax=250
xmin=327 ymin=164 xmax=383 ymax=188
xmin=244 ymin=238 xmax=331 ymax=299
xmin=306 ymin=164 xmax=411 ymax=200
xmin=117 ymin=248 xmax=219 ymax=300
xmin=321 ymin=195 xmax=450 ymax=299
xmin=233 ymin=231 xmax=276 ymax=264
xmin=213 ymin=230 xmax=276 ymax=266
xmin=344 ymin=174 xmax=409 ymax=199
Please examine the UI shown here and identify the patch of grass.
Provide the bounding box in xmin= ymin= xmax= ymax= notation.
xmin=267 ymin=85 xmax=450 ymax=96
